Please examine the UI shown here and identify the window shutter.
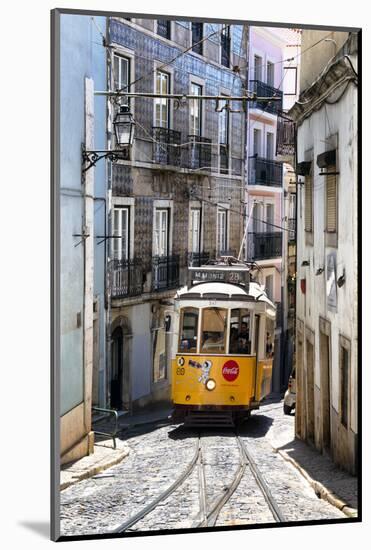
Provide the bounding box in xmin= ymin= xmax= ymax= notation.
xmin=304 ymin=175 xmax=313 ymax=232
xmin=326 ymin=166 xmax=337 ymax=232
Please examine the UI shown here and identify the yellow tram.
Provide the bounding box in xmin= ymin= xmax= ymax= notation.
xmin=171 ymin=261 xmax=276 ymax=426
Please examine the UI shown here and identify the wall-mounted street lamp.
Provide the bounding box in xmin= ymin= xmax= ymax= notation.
xmin=82 ymin=105 xmax=135 ymax=172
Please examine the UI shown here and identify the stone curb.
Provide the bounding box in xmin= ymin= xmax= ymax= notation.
xmin=276 ymin=449 xmax=358 ymax=518
xmin=60 ymin=447 xmax=130 ymax=491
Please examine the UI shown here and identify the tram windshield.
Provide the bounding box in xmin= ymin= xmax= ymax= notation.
xmin=200 ymin=308 xmax=227 ymax=354
xmin=179 ymin=307 xmax=199 ymax=352
xmin=229 ymin=309 xmax=251 ymax=354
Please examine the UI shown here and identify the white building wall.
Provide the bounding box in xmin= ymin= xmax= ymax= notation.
xmin=296 ymin=78 xmax=357 ymax=468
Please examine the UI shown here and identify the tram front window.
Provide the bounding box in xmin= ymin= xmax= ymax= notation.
xmin=200 ymin=308 xmax=227 ymax=354
xmin=229 ymin=309 xmax=251 ymax=354
xmin=179 ymin=307 xmax=199 ymax=352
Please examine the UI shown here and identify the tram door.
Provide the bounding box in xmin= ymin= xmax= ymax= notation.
xmin=254 ymin=315 xmax=260 ymax=398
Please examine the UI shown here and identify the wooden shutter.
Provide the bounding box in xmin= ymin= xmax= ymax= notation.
xmin=326 ymin=165 xmax=337 ymax=232
xmin=304 ymin=175 xmax=313 ymax=232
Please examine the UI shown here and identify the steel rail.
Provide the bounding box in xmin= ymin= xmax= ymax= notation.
xmin=237 ymin=435 xmax=285 ymax=523
xmin=195 ymin=434 xmax=247 ymax=528
xmin=111 ymin=435 xmax=200 ymax=534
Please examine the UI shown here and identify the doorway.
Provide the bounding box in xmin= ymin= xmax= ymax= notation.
xmin=306 ymin=339 xmax=315 ymax=444
xmin=111 ymin=327 xmax=123 ymax=410
xmin=320 ymin=331 xmax=331 ymax=452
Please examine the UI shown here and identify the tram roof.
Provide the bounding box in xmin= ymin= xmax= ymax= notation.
xmin=176 ymin=281 xmax=275 ymax=308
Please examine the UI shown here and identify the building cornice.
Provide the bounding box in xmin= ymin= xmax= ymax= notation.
xmin=289 ymin=33 xmax=358 ymax=126
xmin=288 ymin=55 xmax=357 ymax=126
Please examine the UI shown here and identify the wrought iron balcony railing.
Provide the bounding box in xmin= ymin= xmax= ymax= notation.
xmin=152 ymin=254 xmax=180 ymax=291
xmin=109 ymin=258 xmax=143 ymax=299
xmin=276 ymin=113 xmax=295 ymax=156
xmin=188 ymin=135 xmax=212 ymax=170
xmin=249 ymin=80 xmax=283 ymax=114
xmin=249 ymin=155 xmax=283 ymax=187
xmin=247 ymin=232 xmax=282 ymax=261
xmin=188 ymin=251 xmax=210 ymax=267
xmin=153 ymin=127 xmax=181 ymax=167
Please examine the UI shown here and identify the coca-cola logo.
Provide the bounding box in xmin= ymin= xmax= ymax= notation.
xmin=222 ymin=360 xmax=239 ymax=382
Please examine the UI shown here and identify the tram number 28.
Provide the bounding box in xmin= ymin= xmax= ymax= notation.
xmin=176 ymin=367 xmax=185 ymax=376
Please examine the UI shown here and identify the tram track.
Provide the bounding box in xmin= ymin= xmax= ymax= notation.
xmin=111 ymin=429 xmax=285 ymax=534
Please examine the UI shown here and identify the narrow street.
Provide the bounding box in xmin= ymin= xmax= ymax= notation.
xmin=60 ymin=401 xmax=347 ymax=537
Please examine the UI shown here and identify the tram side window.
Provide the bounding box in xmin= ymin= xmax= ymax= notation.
xmin=265 ymin=317 xmax=275 ymax=358
xmin=229 ymin=309 xmax=251 ymax=354
xmin=200 ymin=308 xmax=227 ymax=354
xmin=179 ymin=308 xmax=199 ymax=352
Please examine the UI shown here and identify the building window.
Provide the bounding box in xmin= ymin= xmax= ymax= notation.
xmin=200 ymin=308 xmax=228 ymax=354
xmin=112 ymin=207 xmax=130 ymax=260
xmin=190 ymin=208 xmax=201 ymax=253
xmin=113 ymin=54 xmax=130 ymax=105
xmin=267 ymin=61 xmax=274 ymax=87
xmin=340 ymin=337 xmax=350 ymax=428
xmin=219 ymin=99 xmax=229 ymax=172
xmin=155 ymin=71 xmax=170 ymax=128
xmin=265 ymin=274 xmax=273 ymax=300
xmin=190 ymin=83 xmax=202 ymax=136
xmin=266 ymin=203 xmax=274 ymax=231
xmin=254 ymin=55 xmax=263 ymax=81
xmin=266 ymin=132 xmax=274 ymax=159
xmin=154 ymin=208 xmax=169 ymax=256
xmin=157 ymin=19 xmax=171 ymax=40
xmin=221 ymin=26 xmax=231 ymax=67
xmin=217 ymin=208 xmax=228 ymax=253
xmin=253 ymin=128 xmax=261 ymax=156
xmin=191 ymin=22 xmax=203 ymax=55
xmin=326 ymin=164 xmax=337 ymax=233
xmin=179 ymin=307 xmax=199 ymax=353
xmin=304 ymin=174 xmax=313 ymax=233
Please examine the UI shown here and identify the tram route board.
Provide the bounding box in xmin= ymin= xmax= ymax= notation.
xmin=189 ymin=266 xmax=251 ymax=285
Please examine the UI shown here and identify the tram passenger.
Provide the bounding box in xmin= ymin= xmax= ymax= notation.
xmin=237 ymin=322 xmax=251 ymax=354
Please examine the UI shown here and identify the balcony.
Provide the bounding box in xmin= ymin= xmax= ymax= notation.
xmin=249 ymin=155 xmax=283 ymax=187
xmin=276 ymin=113 xmax=295 ymax=157
xmin=109 ymin=258 xmax=143 ymax=299
xmin=187 ymin=135 xmax=212 ymax=170
xmin=249 ymin=80 xmax=283 ymax=115
xmin=188 ymin=251 xmax=210 ymax=267
xmin=247 ymin=232 xmax=282 ymax=261
xmin=152 ymin=254 xmax=180 ymax=291
xmin=153 ymin=127 xmax=181 ymax=167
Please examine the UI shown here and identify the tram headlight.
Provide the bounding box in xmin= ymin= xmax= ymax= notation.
xmin=205 ymin=378 xmax=216 ymax=391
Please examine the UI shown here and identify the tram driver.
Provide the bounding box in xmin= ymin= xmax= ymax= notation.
xmin=237 ymin=322 xmax=251 ymax=354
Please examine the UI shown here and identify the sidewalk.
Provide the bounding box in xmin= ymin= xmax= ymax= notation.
xmin=259 ymin=400 xmax=358 ymax=518
xmin=276 ymin=438 xmax=358 ymax=517
xmin=60 ymin=405 xmax=173 ymax=491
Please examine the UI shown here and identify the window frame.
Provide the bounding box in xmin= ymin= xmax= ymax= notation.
xmin=220 ymin=25 xmax=231 ymax=68
xmin=217 ymin=207 xmax=229 ymax=254
xmin=189 ymin=207 xmax=202 ymax=253
xmin=190 ymin=82 xmax=202 ymax=136
xmin=200 ymin=307 xmax=228 ymax=355
xmin=154 ymin=208 xmax=170 ymax=257
xmin=191 ymin=22 xmax=203 ymax=55
xmin=156 ymin=19 xmax=171 ymax=40
xmin=178 ymin=307 xmax=200 ymax=353
xmin=112 ymin=206 xmax=130 ymax=261
xmin=155 ymin=70 xmax=171 ymax=129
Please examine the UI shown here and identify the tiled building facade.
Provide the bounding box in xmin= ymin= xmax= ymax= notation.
xmin=106 ymin=18 xmax=248 ymax=410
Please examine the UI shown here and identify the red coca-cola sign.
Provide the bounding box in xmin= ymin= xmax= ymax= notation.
xmin=222 ymin=360 xmax=239 ymax=382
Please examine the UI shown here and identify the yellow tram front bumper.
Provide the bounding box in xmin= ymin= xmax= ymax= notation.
xmin=171 ymin=354 xmax=272 ymax=407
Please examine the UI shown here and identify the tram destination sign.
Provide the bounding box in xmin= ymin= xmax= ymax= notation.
xmin=190 ymin=267 xmax=250 ymax=285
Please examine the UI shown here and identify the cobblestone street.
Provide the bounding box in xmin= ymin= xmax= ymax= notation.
xmin=60 ymin=400 xmax=352 ymax=537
